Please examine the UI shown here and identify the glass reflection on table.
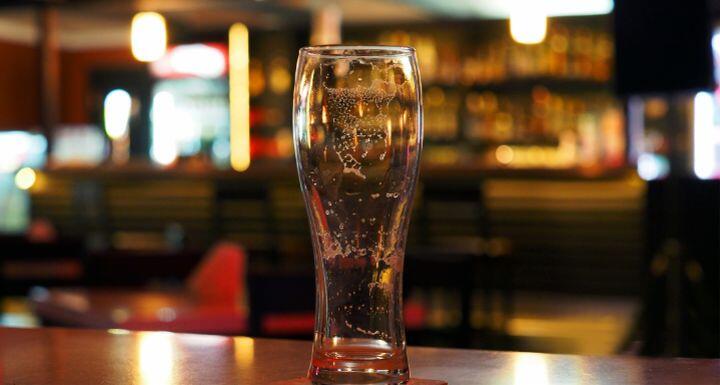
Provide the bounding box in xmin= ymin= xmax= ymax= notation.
xmin=234 ymin=336 xmax=255 ymax=369
xmin=514 ymin=353 xmax=549 ymax=385
xmin=138 ymin=331 xmax=175 ymax=385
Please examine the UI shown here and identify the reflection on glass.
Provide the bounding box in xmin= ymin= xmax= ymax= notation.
xmin=233 ymin=337 xmax=254 ymax=369
xmin=514 ymin=354 xmax=550 ymax=385
xmin=138 ymin=332 xmax=175 ymax=385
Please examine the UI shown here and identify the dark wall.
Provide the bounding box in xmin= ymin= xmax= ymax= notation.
xmin=614 ymin=0 xmax=714 ymax=95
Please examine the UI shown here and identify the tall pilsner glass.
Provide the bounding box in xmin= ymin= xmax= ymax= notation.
xmin=293 ymin=46 xmax=422 ymax=384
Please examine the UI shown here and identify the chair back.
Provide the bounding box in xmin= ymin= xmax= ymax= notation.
xmin=186 ymin=241 xmax=247 ymax=307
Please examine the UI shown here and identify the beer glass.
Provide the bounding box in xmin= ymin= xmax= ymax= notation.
xmin=293 ymin=46 xmax=422 ymax=384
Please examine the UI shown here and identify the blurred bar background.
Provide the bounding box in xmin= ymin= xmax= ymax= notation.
xmin=0 ymin=0 xmax=717 ymax=359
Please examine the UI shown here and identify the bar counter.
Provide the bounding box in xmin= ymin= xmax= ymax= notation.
xmin=2 ymin=327 xmax=717 ymax=384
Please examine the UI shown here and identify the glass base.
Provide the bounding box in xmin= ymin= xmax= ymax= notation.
xmin=308 ymin=338 xmax=409 ymax=384
xmin=308 ymin=366 xmax=409 ymax=385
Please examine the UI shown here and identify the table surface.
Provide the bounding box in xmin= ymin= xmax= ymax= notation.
xmin=2 ymin=327 xmax=718 ymax=385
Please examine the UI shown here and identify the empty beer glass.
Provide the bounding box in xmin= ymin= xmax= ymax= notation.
xmin=293 ymin=46 xmax=423 ymax=384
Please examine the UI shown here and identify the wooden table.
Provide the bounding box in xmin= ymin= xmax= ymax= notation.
xmin=2 ymin=327 xmax=717 ymax=385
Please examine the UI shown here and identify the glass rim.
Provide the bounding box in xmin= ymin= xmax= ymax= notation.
xmin=299 ymin=45 xmax=415 ymax=59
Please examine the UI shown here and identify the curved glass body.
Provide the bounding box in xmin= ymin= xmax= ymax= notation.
xmin=293 ymin=46 xmax=423 ymax=384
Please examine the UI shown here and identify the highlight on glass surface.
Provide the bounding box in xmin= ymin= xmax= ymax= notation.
xmin=293 ymin=45 xmax=423 ymax=384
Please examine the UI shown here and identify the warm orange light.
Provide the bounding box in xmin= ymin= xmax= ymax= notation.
xmin=234 ymin=336 xmax=254 ymax=368
xmin=229 ymin=23 xmax=251 ymax=172
xmin=131 ymin=12 xmax=167 ymax=62
xmin=495 ymin=145 xmax=515 ymax=165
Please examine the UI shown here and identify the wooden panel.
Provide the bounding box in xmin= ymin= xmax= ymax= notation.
xmin=485 ymin=176 xmax=645 ymax=294
xmin=104 ymin=180 xmax=214 ymax=248
xmin=0 ymin=42 xmax=141 ymax=128
xmin=0 ymin=40 xmax=39 ymax=129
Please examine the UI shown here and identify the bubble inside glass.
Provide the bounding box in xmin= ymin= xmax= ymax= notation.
xmin=293 ymin=46 xmax=423 ymax=384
